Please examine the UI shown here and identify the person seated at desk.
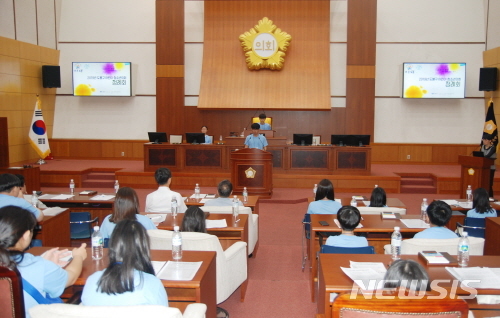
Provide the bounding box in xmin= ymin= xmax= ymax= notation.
xmin=145 ymin=168 xmax=187 ymax=213
xmin=203 ymin=179 xmax=243 ymax=207
xmin=100 ymin=187 xmax=157 ymax=239
xmin=369 ymin=186 xmax=387 ymax=207
xmin=181 ymin=206 xmax=207 ymax=233
xmin=0 ymin=173 xmax=43 ymax=221
xmin=413 ymin=201 xmax=457 ymax=239
xmin=82 ymin=219 xmax=168 ymax=306
xmin=16 ymin=174 xmax=48 ymax=209
xmin=325 ymin=206 xmax=368 ymax=247
xmin=383 ymin=259 xmax=430 ymax=292
xmin=244 ymin=123 xmax=268 ymax=151
xmin=467 ymin=187 xmax=498 ymax=218
xmin=0 ymin=206 xmax=87 ymax=317
xmin=201 ymin=125 xmax=212 ymax=144
xmin=257 ymin=113 xmax=272 ymax=130
xmin=307 ymin=179 xmax=341 ymax=214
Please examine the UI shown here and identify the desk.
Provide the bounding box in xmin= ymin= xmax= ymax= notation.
xmin=186 ymin=195 xmax=260 ymax=215
xmin=30 ymin=247 xmax=217 ymax=318
xmin=485 ymin=217 xmax=500 ymax=255
xmin=318 ymin=254 xmax=500 ymax=318
xmin=308 ymin=197 xmax=406 ymax=208
xmin=36 ymin=209 xmax=71 ymax=247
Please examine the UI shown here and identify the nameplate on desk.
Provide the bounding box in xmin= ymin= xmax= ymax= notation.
xmin=419 ymin=251 xmax=457 ymax=266
xmin=79 ymin=190 xmax=97 ymax=195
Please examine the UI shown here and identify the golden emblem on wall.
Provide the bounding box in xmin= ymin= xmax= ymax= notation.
xmin=239 ymin=17 xmax=292 ymax=71
xmin=245 ymin=167 xmax=257 ymax=178
xmin=468 ymin=168 xmax=475 ymax=176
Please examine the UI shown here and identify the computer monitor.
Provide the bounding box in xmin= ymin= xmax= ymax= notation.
xmin=186 ymin=132 xmax=206 ymax=144
xmin=331 ymin=135 xmax=350 ymax=146
xmin=148 ymin=132 xmax=168 ymax=144
xmin=352 ymin=135 xmax=371 ymax=146
xmin=293 ymin=134 xmax=313 ymax=146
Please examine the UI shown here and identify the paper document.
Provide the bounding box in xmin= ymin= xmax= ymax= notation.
xmin=399 ymin=219 xmax=430 ymax=229
xmin=441 ymin=200 xmax=458 ymax=206
xmin=79 ymin=190 xmax=96 ymax=195
xmin=147 ymin=214 xmax=167 ymax=223
xmin=48 ymin=194 xmax=74 ymax=200
xmin=42 ymin=207 xmax=67 ymax=216
xmin=206 ymin=219 xmax=228 ymax=228
xmin=200 ymin=198 xmax=212 ymax=203
xmin=349 ymin=261 xmax=387 ymax=274
xmin=189 ymin=194 xmax=207 ymax=199
xmin=156 ymin=261 xmax=203 ymax=281
xmin=362 ymin=201 xmax=371 ymax=206
xmin=457 ymin=202 xmax=472 ymax=209
xmin=334 ymin=219 xmax=363 ymax=229
xmin=90 ymin=194 xmax=115 ymax=201
xmin=340 ymin=267 xmax=385 ymax=291
xmin=205 ymin=194 xmax=216 ymax=199
xmin=38 ymin=194 xmax=55 ymax=199
xmin=446 ymin=267 xmax=500 ymax=289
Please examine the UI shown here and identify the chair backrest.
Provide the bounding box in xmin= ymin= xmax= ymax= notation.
xmin=69 ymin=212 xmax=96 ymax=239
xmin=321 ymin=245 xmax=375 ymax=254
xmin=200 ymin=206 xmax=252 ymax=215
xmin=333 ymin=291 xmax=468 ymax=318
xmin=356 ymin=207 xmax=407 ymax=215
xmin=400 ymin=237 xmax=485 ymax=255
xmin=463 ymin=217 xmax=486 ymax=238
xmin=303 ymin=213 xmax=311 ymax=239
xmin=29 ymin=304 xmax=184 ymax=318
xmin=0 ymin=266 xmax=25 ymax=318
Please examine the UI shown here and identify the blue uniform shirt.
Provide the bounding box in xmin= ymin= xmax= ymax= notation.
xmin=413 ymin=226 xmax=458 ymax=239
xmin=244 ymin=134 xmax=268 ymax=150
xmin=307 ymin=200 xmax=342 ymax=214
xmin=258 ymin=123 xmax=272 ymax=130
xmin=100 ymin=214 xmax=157 ymax=239
xmin=0 ymin=193 xmax=41 ymax=219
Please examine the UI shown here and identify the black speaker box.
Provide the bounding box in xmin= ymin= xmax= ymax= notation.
xmin=42 ymin=65 xmax=61 ymax=88
xmin=479 ymin=67 xmax=498 ymax=91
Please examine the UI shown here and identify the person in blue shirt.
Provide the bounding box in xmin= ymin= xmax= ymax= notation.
xmin=325 ymin=206 xmax=368 ymax=247
xmin=0 ymin=173 xmax=43 ymax=221
xmin=307 ymin=179 xmax=341 ymax=214
xmin=257 ymin=113 xmax=272 ymax=130
xmin=82 ymin=219 xmax=168 ymax=307
xmin=244 ymin=123 xmax=268 ymax=150
xmin=369 ymin=186 xmax=387 ymax=207
xmin=467 ymin=187 xmax=498 ymax=218
xmin=100 ymin=187 xmax=157 ymax=239
xmin=201 ymin=125 xmax=212 ymax=144
xmin=413 ymin=200 xmax=457 ymax=239
xmin=204 ymin=179 xmax=243 ymax=207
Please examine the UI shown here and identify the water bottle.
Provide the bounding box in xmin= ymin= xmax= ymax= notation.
xmin=31 ymin=190 xmax=38 ymax=208
xmin=219 ymin=135 xmax=223 ymax=143
xmin=91 ymin=226 xmax=104 ymax=260
xmin=374 ymin=184 xmax=378 ymax=188
xmin=194 ymin=183 xmax=200 ymax=199
xmin=466 ymin=185 xmax=472 ymax=202
xmin=243 ymin=187 xmax=248 ymax=203
xmin=114 ymin=180 xmax=119 ymax=193
xmin=350 ymin=196 xmax=357 ymax=207
xmin=172 ymin=226 xmax=182 ymax=260
xmin=232 ymin=195 xmax=239 ymax=218
xmin=457 ymin=232 xmax=470 ymax=267
xmin=313 ymin=184 xmax=317 ymax=198
xmin=420 ymin=198 xmax=428 ymax=223
xmin=391 ymin=226 xmax=402 ymax=260
xmin=171 ymin=196 xmax=178 ymax=217
xmin=69 ymin=179 xmax=75 ymax=194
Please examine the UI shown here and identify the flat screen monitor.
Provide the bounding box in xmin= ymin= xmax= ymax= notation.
xmin=402 ymin=62 xmax=466 ymax=98
xmin=186 ymin=133 xmax=205 ymax=144
xmin=293 ymin=134 xmax=313 ymax=146
xmin=331 ymin=135 xmax=351 ymax=146
xmin=72 ymin=62 xmax=132 ymax=96
xmin=351 ymin=135 xmax=371 ymax=146
xmin=148 ymin=132 xmax=167 ymax=144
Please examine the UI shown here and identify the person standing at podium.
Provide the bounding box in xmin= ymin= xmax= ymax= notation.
xmin=481 ymin=135 xmax=497 ymax=198
xmin=244 ymin=123 xmax=268 ymax=151
xmin=257 ymin=113 xmax=272 ymax=130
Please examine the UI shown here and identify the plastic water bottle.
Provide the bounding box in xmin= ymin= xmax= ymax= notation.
xmin=31 ymin=190 xmax=38 ymax=208
xmin=194 ymin=183 xmax=200 ymax=199
xmin=313 ymin=184 xmax=317 ymax=198
xmin=219 ymin=135 xmax=223 ymax=143
xmin=171 ymin=196 xmax=178 ymax=217
xmin=69 ymin=179 xmax=75 ymax=194
xmin=350 ymin=196 xmax=357 ymax=207
xmin=232 ymin=195 xmax=239 ymax=218
xmin=420 ymin=198 xmax=428 ymax=223
xmin=91 ymin=226 xmax=104 ymax=260
xmin=457 ymin=232 xmax=470 ymax=267
xmin=114 ymin=180 xmax=119 ymax=193
xmin=391 ymin=226 xmax=402 ymax=260
xmin=466 ymin=185 xmax=472 ymax=202
xmin=172 ymin=226 xmax=182 ymax=260
xmin=243 ymin=187 xmax=248 ymax=203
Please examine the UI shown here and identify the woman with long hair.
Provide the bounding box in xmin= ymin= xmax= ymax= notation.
xmin=0 ymin=206 xmax=87 ymax=316
xmin=369 ymin=187 xmax=387 ymax=207
xmin=467 ymin=187 xmax=497 ymax=218
xmin=181 ymin=206 xmax=207 ymax=233
xmin=306 ymin=179 xmax=341 ymax=214
xmin=100 ymin=187 xmax=157 ymax=239
xmin=82 ymin=219 xmax=168 ymax=306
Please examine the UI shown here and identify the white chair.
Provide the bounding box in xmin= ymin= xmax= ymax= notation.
xmin=29 ymin=303 xmax=206 ymax=318
xmin=200 ymin=205 xmax=259 ymax=256
xmin=148 ymin=229 xmax=248 ymax=304
xmin=384 ymin=237 xmax=485 ymax=255
xmin=357 ymin=207 xmax=407 ymax=215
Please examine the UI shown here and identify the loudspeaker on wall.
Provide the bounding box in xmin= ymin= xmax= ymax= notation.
xmin=42 ymin=65 xmax=61 ymax=88
xmin=479 ymin=67 xmax=497 ymax=91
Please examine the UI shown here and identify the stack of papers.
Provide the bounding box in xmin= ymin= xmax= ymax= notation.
xmin=189 ymin=194 xmax=207 ymax=199
xmin=419 ymin=251 xmax=450 ymax=264
xmin=334 ymin=219 xmax=363 ymax=229
xmin=42 ymin=207 xmax=67 ymax=216
xmin=39 ymin=194 xmax=74 ymax=200
xmin=457 ymin=202 xmax=473 ymax=209
xmin=340 ymin=261 xmax=387 ymax=290
xmin=146 ymin=214 xmax=167 ymax=224
xmin=206 ymin=219 xmax=228 ymax=229
xmin=90 ymin=194 xmax=115 ymax=201
xmin=446 ymin=267 xmax=500 ymax=289
xmin=153 ymin=261 xmax=203 ymax=281
xmin=399 ymin=219 xmax=430 ymax=229
xmin=381 ymin=211 xmax=397 ymax=219
xmin=441 ymin=200 xmax=458 ymax=206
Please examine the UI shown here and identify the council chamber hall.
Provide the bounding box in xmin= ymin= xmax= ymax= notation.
xmin=1 ymin=1 xmax=500 ymax=318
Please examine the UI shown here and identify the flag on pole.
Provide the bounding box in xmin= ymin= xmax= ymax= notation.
xmin=28 ymin=97 xmax=51 ymax=159
xmin=482 ymin=100 xmax=498 ymax=144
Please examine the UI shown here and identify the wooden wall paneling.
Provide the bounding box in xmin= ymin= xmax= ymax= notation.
xmin=69 ymin=141 xmax=102 ymax=158
xmin=0 ymin=117 xmax=9 ymax=166
xmin=156 ymin=0 xmax=184 ymax=65
xmin=398 ymin=145 xmax=432 ymax=163
xmin=346 ymin=0 xmax=377 ymax=66
xmin=344 ymin=78 xmax=375 ymax=135
xmin=371 ymin=144 xmax=400 ymax=163
xmin=156 ymin=77 xmax=185 ymax=134
xmin=431 ymin=145 xmax=472 ymax=163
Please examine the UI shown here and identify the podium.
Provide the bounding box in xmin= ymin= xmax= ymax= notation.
xmin=458 ymin=155 xmax=494 ymax=199
xmin=230 ymin=148 xmax=273 ymax=198
xmin=243 ymin=129 xmax=274 ymax=138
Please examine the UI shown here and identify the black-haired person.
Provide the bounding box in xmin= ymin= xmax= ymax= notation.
xmin=413 ymin=200 xmax=457 ymax=239
xmin=181 ymin=206 xmax=207 ymax=233
xmin=244 ymin=123 xmax=268 ymax=151
xmin=257 ymin=113 xmax=272 ymax=130
xmin=15 ymin=174 xmax=48 ymax=209
xmin=204 ymin=179 xmax=243 ymax=207
xmin=101 ymin=187 xmax=157 ymax=239
xmin=145 ymin=168 xmax=187 ymax=213
xmin=0 ymin=173 xmax=44 ymax=221
xmin=481 ymin=135 xmax=497 ymax=198
xmin=82 ymin=219 xmax=168 ymax=306
xmin=384 ymin=259 xmax=430 ymax=292
xmin=201 ymin=126 xmax=212 ymax=144
xmin=0 ymin=206 xmax=87 ymax=316
xmin=467 ymin=187 xmax=497 ymax=218
xmin=369 ymin=187 xmax=387 ymax=207
xmin=325 ymin=206 xmax=368 ymax=247
xmin=306 ymin=179 xmax=341 ymax=214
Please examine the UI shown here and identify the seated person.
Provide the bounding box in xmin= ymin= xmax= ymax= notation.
xmin=325 ymin=206 xmax=368 ymax=247
xmin=257 ymin=113 xmax=272 ymax=130
xmin=145 ymin=167 xmax=187 ymax=213
xmin=100 ymin=187 xmax=157 ymax=239
xmin=244 ymin=123 xmax=268 ymax=151
xmin=16 ymin=174 xmax=48 ymax=209
xmin=467 ymin=187 xmax=498 ymax=218
xmin=369 ymin=186 xmax=387 ymax=207
xmin=413 ymin=200 xmax=457 ymax=239
xmin=201 ymin=125 xmax=212 ymax=144
xmin=204 ymin=179 xmax=243 ymax=207
xmin=307 ymin=179 xmax=341 ymax=214
xmin=82 ymin=219 xmax=168 ymax=306
xmin=0 ymin=173 xmax=43 ymax=221
xmin=181 ymin=206 xmax=207 ymax=233
xmin=384 ymin=259 xmax=430 ymax=292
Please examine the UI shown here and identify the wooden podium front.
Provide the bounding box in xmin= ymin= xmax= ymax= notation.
xmin=458 ymin=155 xmax=494 ymax=199
xmin=230 ymin=148 xmax=273 ymax=198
